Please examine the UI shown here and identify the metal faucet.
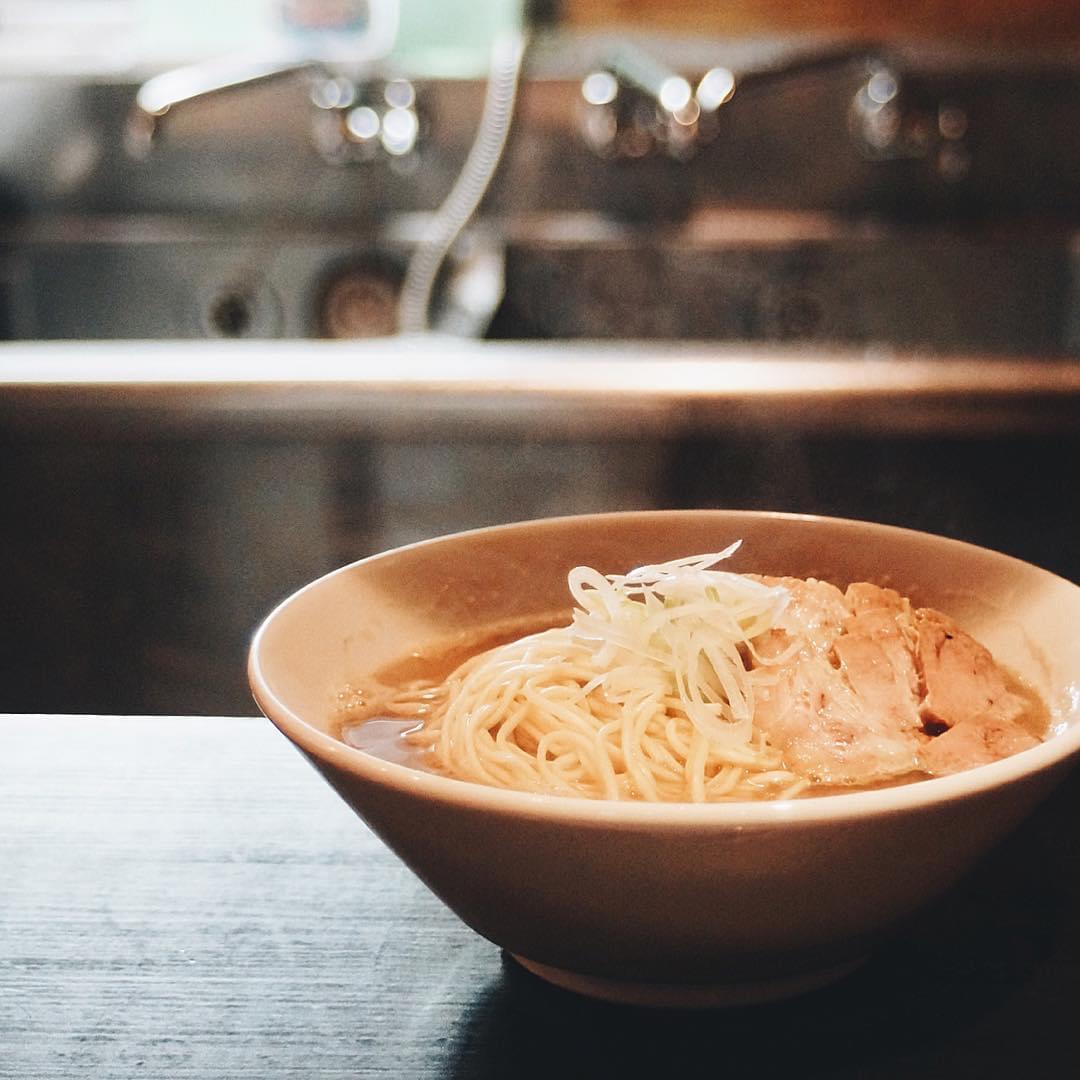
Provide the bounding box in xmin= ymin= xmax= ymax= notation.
xmin=126 ymin=58 xmax=319 ymax=157
xmin=578 ymin=41 xmax=971 ymax=181
xmin=849 ymin=60 xmax=971 ymax=182
xmin=126 ymin=56 xmax=420 ymax=164
xmin=579 ymin=43 xmax=734 ymax=161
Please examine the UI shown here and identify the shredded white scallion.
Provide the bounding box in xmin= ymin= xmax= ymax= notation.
xmin=566 ymin=544 xmax=790 ymax=748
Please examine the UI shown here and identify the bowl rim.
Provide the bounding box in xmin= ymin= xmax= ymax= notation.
xmin=248 ymin=509 xmax=1080 ymax=828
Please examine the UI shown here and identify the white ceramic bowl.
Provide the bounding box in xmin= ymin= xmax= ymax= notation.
xmin=248 ymin=511 xmax=1080 ymax=1007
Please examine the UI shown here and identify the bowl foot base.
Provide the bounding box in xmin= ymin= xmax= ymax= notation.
xmin=510 ymin=953 xmax=868 ymax=1008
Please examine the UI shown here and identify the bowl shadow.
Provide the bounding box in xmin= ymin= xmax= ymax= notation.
xmin=438 ymin=781 xmax=1076 ymax=1080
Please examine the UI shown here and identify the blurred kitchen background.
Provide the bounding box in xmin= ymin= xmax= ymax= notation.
xmin=1 ymin=0 xmax=1079 ymax=715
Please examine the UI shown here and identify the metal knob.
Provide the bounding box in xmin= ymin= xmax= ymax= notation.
xmin=849 ymin=62 xmax=971 ymax=182
xmin=310 ymin=76 xmax=420 ymax=164
xmin=579 ymin=45 xmax=734 ymax=161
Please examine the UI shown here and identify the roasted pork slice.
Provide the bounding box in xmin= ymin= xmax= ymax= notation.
xmin=838 ymin=583 xmax=922 ymax=735
xmin=914 ymin=608 xmax=1028 ymax=730
xmin=833 ymin=632 xmax=922 ymax=735
xmin=753 ymin=656 xmax=922 ymax=786
xmin=845 ymin=581 xmax=910 ymax=617
xmin=748 ymin=578 xmax=1041 ymax=787
xmin=750 ymin=575 xmax=849 ymax=659
xmin=918 ymin=714 xmax=1040 ymax=776
xmin=751 ymin=578 xmax=922 ymax=786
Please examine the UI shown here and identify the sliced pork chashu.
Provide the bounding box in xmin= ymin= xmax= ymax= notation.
xmin=917 ymin=713 xmax=1040 ymax=776
xmin=913 ymin=608 xmax=1029 ymax=730
xmin=750 ymin=578 xmax=923 ymax=787
xmin=748 ymin=578 xmax=1040 ymax=787
xmin=836 ymin=583 xmax=922 ymax=737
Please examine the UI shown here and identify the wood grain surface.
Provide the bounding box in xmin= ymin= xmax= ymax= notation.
xmin=4 ymin=714 xmax=1080 ymax=1079
xmin=561 ymin=0 xmax=1080 ymax=45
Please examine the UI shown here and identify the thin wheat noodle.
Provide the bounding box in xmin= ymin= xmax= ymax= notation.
xmin=378 ymin=547 xmax=815 ymax=802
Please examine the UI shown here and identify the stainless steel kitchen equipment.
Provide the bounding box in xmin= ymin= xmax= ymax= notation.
xmin=2 ymin=20 xmax=1078 ymax=714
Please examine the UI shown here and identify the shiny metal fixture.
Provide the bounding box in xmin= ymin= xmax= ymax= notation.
xmin=309 ymin=74 xmax=421 ymax=162
xmin=126 ymin=57 xmax=420 ymax=165
xmin=578 ymin=45 xmax=734 ymax=161
xmin=126 ymin=58 xmax=319 ymax=157
xmin=850 ymin=61 xmax=971 ymax=182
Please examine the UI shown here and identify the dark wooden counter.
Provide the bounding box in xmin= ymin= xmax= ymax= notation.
xmin=4 ymin=713 xmax=1080 ymax=1079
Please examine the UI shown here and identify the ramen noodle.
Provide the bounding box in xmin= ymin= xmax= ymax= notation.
xmin=340 ymin=544 xmax=1047 ymax=801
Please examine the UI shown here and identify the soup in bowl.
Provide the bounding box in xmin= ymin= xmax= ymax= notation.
xmin=248 ymin=511 xmax=1080 ymax=1006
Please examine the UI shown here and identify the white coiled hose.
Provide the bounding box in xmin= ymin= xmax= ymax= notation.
xmin=396 ymin=31 xmax=528 ymax=334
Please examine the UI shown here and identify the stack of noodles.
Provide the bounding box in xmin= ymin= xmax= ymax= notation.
xmin=390 ymin=543 xmax=810 ymax=802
